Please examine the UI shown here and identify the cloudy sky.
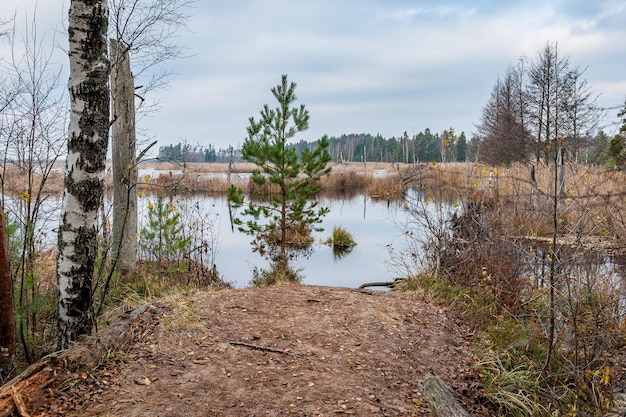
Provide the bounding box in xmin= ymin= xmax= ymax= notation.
xmin=3 ymin=0 xmax=626 ymax=151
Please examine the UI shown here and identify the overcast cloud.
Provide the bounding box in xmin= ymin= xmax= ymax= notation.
xmin=3 ymin=0 xmax=626 ymax=151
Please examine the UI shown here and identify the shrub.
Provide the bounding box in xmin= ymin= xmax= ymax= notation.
xmin=250 ymin=257 xmax=304 ymax=287
xmin=138 ymin=195 xmax=191 ymax=271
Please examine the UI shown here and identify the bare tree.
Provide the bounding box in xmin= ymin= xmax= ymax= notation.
xmin=477 ymin=43 xmax=599 ymax=166
xmin=560 ymin=68 xmax=599 ymax=163
xmin=109 ymin=0 xmax=193 ymax=105
xmin=0 ymin=19 xmax=16 ymax=381
xmin=527 ymin=42 xmax=572 ymax=164
xmin=57 ymin=0 xmax=109 ymax=350
xmin=105 ymin=0 xmax=192 ymax=279
xmin=1 ymin=11 xmax=67 ymax=363
xmin=477 ymin=64 xmax=530 ymax=165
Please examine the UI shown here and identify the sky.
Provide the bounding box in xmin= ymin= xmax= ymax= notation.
xmin=3 ymin=0 xmax=626 ymax=152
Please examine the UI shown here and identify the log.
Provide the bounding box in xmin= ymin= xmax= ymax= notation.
xmin=359 ymin=278 xmax=405 ymax=289
xmin=0 ymin=304 xmax=157 ymax=417
xmin=358 ymin=281 xmax=396 ymax=289
xmin=421 ymin=374 xmax=472 ymax=417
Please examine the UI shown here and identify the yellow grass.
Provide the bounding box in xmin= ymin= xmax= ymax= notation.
xmin=1 ymin=163 xmax=64 ymax=195
xmin=412 ymin=161 xmax=626 ymax=240
xmin=135 ymin=161 xmax=407 ymax=194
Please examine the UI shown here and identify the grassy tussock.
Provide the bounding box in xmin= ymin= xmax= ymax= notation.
xmin=367 ymin=176 xmax=404 ymax=198
xmin=320 ymin=169 xmax=368 ymax=189
xmin=325 ymin=226 xmax=356 ymax=248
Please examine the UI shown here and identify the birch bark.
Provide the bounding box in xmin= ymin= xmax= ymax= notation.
xmin=57 ymin=0 xmax=109 ymax=350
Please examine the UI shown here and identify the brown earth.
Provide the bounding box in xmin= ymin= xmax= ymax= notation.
xmin=30 ymin=285 xmax=489 ymax=416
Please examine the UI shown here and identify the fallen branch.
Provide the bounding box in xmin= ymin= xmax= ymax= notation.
xmin=229 ymin=341 xmax=295 ymax=356
xmin=421 ymin=374 xmax=471 ymax=417
xmin=0 ymin=304 xmax=157 ymax=417
xmin=343 ymin=323 xmax=364 ymax=344
xmin=359 ymin=278 xmax=405 ymax=289
xmin=11 ymin=386 xmax=29 ymax=417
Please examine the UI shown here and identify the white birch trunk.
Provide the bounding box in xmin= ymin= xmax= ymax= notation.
xmin=57 ymin=0 xmax=109 ymax=350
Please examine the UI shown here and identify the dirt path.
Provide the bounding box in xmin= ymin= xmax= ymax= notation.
xmin=35 ymin=285 xmax=487 ymax=416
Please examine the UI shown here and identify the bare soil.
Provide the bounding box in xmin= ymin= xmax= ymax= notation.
xmin=32 ymin=285 xmax=488 ymax=416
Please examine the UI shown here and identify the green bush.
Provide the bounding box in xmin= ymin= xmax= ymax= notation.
xmin=138 ymin=196 xmax=191 ymax=271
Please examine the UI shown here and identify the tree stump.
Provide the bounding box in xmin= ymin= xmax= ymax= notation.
xmin=421 ymin=374 xmax=472 ymax=417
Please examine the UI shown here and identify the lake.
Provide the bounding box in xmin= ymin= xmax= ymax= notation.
xmin=156 ymin=191 xmax=420 ymax=289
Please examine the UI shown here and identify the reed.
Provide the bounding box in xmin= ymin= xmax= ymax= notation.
xmin=1 ymin=163 xmax=64 ymax=195
xmin=404 ymin=162 xmax=626 ymax=240
xmin=134 ymin=161 xmax=408 ymax=194
xmin=320 ymin=169 xmax=368 ymax=190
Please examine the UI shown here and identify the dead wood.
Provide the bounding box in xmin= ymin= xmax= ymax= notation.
xmin=0 ymin=304 xmax=157 ymax=417
xmin=358 ymin=281 xmax=396 ymax=289
xmin=229 ymin=341 xmax=295 ymax=356
xmin=421 ymin=374 xmax=472 ymax=417
xmin=359 ymin=278 xmax=406 ymax=289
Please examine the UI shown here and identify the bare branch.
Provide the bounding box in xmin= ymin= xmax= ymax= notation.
xmin=109 ymin=0 xmax=195 ymax=95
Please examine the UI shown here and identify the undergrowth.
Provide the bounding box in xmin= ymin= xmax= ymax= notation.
xmin=399 ymin=275 xmax=553 ymax=415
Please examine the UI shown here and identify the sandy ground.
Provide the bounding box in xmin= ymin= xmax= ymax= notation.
xmin=32 ymin=285 xmax=489 ymax=416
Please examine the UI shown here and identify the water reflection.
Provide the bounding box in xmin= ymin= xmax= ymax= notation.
xmin=214 ymin=191 xmax=408 ymax=288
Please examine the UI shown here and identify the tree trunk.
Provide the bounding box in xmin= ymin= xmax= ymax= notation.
xmin=57 ymin=0 xmax=109 ymax=350
xmin=110 ymin=38 xmax=138 ymax=275
xmin=0 ymin=212 xmax=16 ymax=381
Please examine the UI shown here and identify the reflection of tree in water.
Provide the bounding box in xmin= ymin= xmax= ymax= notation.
xmin=332 ymin=244 xmax=355 ymax=260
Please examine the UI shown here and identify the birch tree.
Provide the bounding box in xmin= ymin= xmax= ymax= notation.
xmin=57 ymin=0 xmax=109 ymax=349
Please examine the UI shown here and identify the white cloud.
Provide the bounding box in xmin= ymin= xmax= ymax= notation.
xmin=4 ymin=0 xmax=626 ymax=149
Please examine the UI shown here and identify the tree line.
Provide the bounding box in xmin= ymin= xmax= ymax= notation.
xmin=159 ymin=130 xmax=469 ymax=164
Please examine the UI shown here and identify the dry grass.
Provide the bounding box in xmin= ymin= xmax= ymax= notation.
xmin=1 ymin=161 xmax=409 ymax=196
xmin=407 ymin=161 xmax=626 ymax=240
xmin=139 ymin=161 xmax=259 ymax=174
xmin=135 ymin=161 xmax=407 ymax=194
xmin=1 ymin=163 xmax=64 ymax=195
xmin=7 ymin=160 xmax=624 ymax=239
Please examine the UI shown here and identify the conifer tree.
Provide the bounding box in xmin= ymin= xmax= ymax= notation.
xmin=228 ymin=75 xmax=331 ymax=275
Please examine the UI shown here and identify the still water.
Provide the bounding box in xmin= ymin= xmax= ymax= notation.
xmin=165 ymin=192 xmax=414 ymax=288
xmin=11 ymin=189 xmax=421 ymax=289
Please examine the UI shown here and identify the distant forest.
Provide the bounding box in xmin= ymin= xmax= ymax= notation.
xmin=157 ymin=129 xmax=471 ymax=164
xmin=158 ymin=124 xmax=615 ymax=167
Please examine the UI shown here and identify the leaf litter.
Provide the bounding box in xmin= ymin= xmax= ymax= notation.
xmin=33 ymin=284 xmax=489 ymax=416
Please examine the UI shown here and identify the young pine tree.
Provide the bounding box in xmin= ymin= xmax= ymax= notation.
xmin=228 ymin=75 xmax=331 ymax=272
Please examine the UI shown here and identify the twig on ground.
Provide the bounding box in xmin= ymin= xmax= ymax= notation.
xmin=228 ymin=341 xmax=295 ymax=356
